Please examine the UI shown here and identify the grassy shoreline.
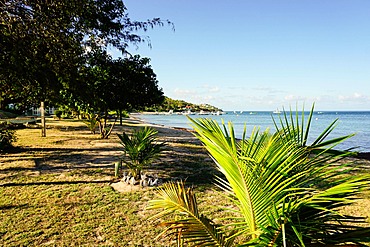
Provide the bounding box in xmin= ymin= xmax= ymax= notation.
xmin=1 ymin=118 xmax=369 ymax=246
xmin=0 ymin=118 xmax=222 ymax=246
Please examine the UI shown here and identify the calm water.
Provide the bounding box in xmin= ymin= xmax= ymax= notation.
xmin=134 ymin=111 xmax=370 ymax=152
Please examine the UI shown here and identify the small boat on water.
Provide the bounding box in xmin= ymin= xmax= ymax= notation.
xmin=212 ymin=111 xmax=222 ymax=115
xmin=273 ymin=109 xmax=281 ymax=114
xmin=182 ymin=110 xmax=196 ymax=115
xmin=198 ymin=110 xmax=210 ymax=115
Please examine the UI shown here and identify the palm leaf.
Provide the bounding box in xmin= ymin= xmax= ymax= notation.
xmin=148 ymin=181 xmax=235 ymax=247
xmin=149 ymin=105 xmax=370 ymax=246
xmin=188 ymin=117 xmax=315 ymax=240
xmin=117 ymin=126 xmax=165 ymax=178
xmin=188 ymin=108 xmax=370 ymax=245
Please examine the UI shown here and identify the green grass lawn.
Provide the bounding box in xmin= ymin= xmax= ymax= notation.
xmin=1 ymin=118 xmax=369 ymax=246
xmin=0 ymin=119 xmax=226 ymax=246
xmin=0 ymin=172 xmax=229 ymax=246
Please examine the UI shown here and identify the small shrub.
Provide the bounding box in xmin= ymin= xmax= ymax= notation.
xmin=83 ymin=115 xmax=99 ymax=134
xmin=121 ymin=110 xmax=129 ymax=118
xmin=0 ymin=123 xmax=17 ymax=151
xmin=54 ymin=110 xmax=62 ymax=119
xmin=117 ymin=127 xmax=166 ymax=179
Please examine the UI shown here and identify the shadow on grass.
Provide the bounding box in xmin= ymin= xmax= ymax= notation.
xmin=1 ymin=124 xmax=220 ymax=187
xmin=0 ymin=164 xmax=114 ymax=172
xmin=1 ymin=146 xmax=122 ymax=171
xmin=4 ymin=146 xmax=120 ymax=153
xmin=0 ymin=203 xmax=29 ymax=210
xmin=0 ymin=179 xmax=114 ymax=187
xmin=356 ymin=152 xmax=370 ymax=160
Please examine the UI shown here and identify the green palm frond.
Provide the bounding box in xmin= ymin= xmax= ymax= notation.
xmin=272 ymin=103 xmax=355 ymax=153
xmin=188 ymin=107 xmax=370 ymax=245
xmin=148 ymin=181 xmax=235 ymax=247
xmin=189 ymin=117 xmax=312 ymax=238
xmin=149 ymin=104 xmax=370 ymax=246
xmin=117 ymin=126 xmax=165 ymax=178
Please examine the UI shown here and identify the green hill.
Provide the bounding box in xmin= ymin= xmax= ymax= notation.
xmin=144 ymin=97 xmax=222 ymax=113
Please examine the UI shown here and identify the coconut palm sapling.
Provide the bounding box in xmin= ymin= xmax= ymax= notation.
xmin=83 ymin=114 xmax=99 ymax=134
xmin=117 ymin=126 xmax=165 ymax=180
xmin=148 ymin=106 xmax=370 ymax=246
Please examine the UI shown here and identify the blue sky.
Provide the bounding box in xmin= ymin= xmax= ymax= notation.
xmin=117 ymin=0 xmax=370 ymax=111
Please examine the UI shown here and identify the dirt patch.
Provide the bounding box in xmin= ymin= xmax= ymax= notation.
xmin=110 ymin=181 xmax=147 ymax=193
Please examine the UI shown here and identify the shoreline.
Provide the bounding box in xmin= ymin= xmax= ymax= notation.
xmin=129 ymin=113 xmax=195 ymax=133
xmin=130 ymin=114 xmax=370 ymax=160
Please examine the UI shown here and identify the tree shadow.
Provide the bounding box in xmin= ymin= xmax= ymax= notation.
xmin=0 ymin=179 xmax=113 ymax=187
xmin=0 ymin=203 xmax=30 ymax=210
xmin=1 ymin=123 xmax=220 ymax=186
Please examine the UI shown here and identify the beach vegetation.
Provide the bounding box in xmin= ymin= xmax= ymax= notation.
xmin=54 ymin=110 xmax=63 ymax=120
xmin=72 ymin=53 xmax=164 ymax=139
xmin=0 ymin=118 xmax=369 ymax=246
xmin=148 ymin=106 xmax=370 ymax=246
xmin=0 ymin=123 xmax=16 ymax=151
xmin=145 ymin=96 xmax=222 ymax=113
xmin=1 ymin=0 xmax=171 ymax=137
xmin=117 ymin=126 xmax=166 ymax=180
xmin=109 ymin=55 xmax=165 ymax=126
xmin=83 ymin=114 xmax=99 ymax=135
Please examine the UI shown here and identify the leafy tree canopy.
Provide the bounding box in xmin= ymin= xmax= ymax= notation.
xmin=67 ymin=51 xmax=164 ymax=114
xmin=0 ymin=0 xmax=171 ymax=108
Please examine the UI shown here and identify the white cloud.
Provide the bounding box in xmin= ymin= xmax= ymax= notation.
xmin=284 ymin=94 xmax=306 ymax=101
xmin=170 ymin=87 xmax=370 ymax=111
xmin=202 ymin=84 xmax=220 ymax=93
xmin=209 ymin=86 xmax=220 ymax=93
xmin=173 ymin=88 xmax=196 ymax=97
xmin=338 ymin=92 xmax=368 ymax=101
xmin=171 ymin=88 xmax=217 ymax=105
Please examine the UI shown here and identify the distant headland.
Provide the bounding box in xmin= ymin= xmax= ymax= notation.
xmin=142 ymin=96 xmax=223 ymax=115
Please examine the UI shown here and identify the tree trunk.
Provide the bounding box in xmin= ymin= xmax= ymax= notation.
xmin=41 ymin=101 xmax=46 ymax=137
xmin=119 ymin=109 xmax=123 ymax=126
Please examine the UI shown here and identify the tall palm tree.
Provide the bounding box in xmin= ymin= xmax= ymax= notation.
xmin=148 ymin=106 xmax=370 ymax=246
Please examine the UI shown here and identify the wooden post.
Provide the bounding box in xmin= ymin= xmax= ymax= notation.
xmin=41 ymin=101 xmax=46 ymax=137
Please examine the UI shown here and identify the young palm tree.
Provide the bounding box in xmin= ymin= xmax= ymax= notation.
xmin=148 ymin=105 xmax=370 ymax=246
xmin=83 ymin=114 xmax=99 ymax=134
xmin=117 ymin=126 xmax=165 ymax=180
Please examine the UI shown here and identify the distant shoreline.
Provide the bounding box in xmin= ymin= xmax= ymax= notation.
xmin=130 ymin=114 xmax=370 ymax=161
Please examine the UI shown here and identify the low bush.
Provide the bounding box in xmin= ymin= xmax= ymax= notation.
xmin=0 ymin=123 xmax=17 ymax=151
xmin=54 ymin=110 xmax=62 ymax=119
xmin=117 ymin=126 xmax=166 ymax=179
xmin=83 ymin=114 xmax=99 ymax=134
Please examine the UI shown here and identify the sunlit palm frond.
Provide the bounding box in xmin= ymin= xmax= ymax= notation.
xmin=272 ymin=103 xmax=355 ymax=153
xmin=188 ymin=106 xmax=370 ymax=245
xmin=188 ymin=117 xmax=315 ymax=240
xmin=149 ymin=105 xmax=370 ymax=246
xmin=117 ymin=126 xmax=165 ymax=178
xmin=148 ymin=181 xmax=235 ymax=247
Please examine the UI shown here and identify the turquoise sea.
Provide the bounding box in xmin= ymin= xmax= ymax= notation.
xmin=134 ymin=111 xmax=370 ymax=152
